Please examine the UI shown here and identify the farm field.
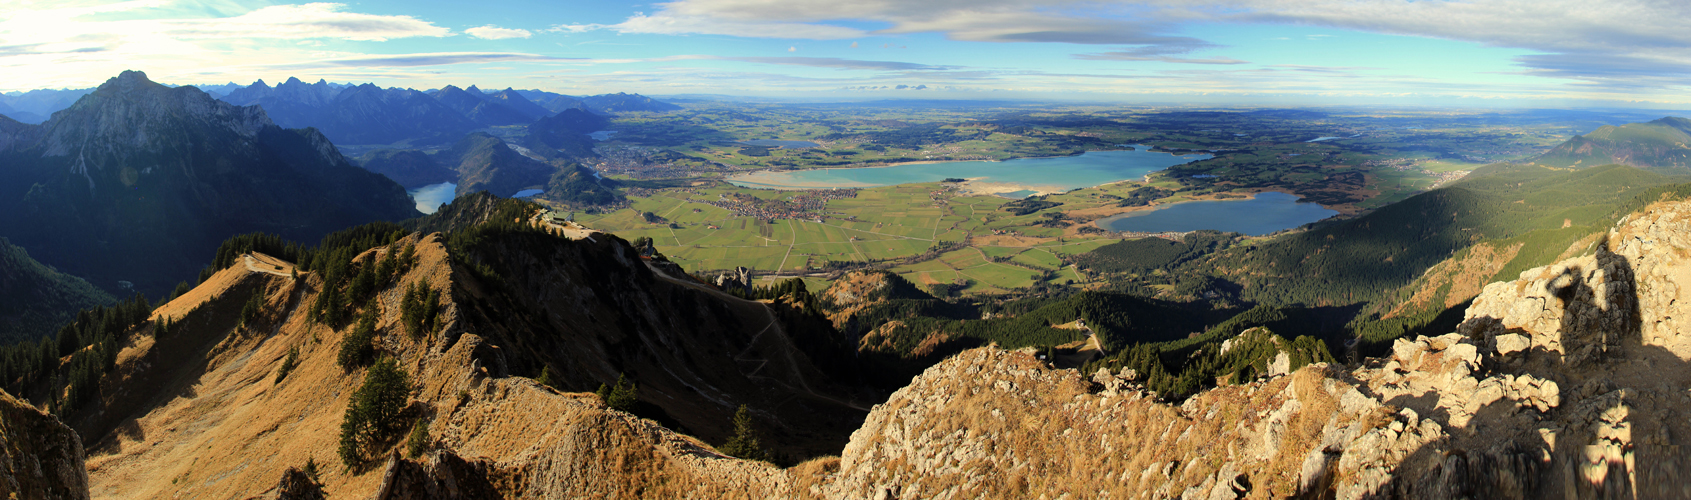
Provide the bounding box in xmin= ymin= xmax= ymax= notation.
xmin=575 ymin=180 xmax=1116 ymax=293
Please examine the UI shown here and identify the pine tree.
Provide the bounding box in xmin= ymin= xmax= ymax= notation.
xmin=337 ymin=309 xmax=378 ymax=370
xmin=718 ymin=404 xmax=770 ymax=461
xmin=599 ymin=373 xmax=638 ymax=412
xmin=535 ymin=365 xmax=553 ymax=388
xmin=338 ymin=357 xmax=411 ymax=468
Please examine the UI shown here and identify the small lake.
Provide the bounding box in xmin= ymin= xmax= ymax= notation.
xmin=589 ymin=130 xmax=618 ymax=140
xmin=729 ymin=148 xmax=1212 ymax=196
xmin=1306 ymin=134 xmax=1362 ymax=142
xmin=739 ymin=139 xmax=820 ymax=148
xmin=408 ymin=182 xmax=455 ymax=214
xmin=513 ymin=189 xmax=543 ymax=198
xmin=1097 ymin=191 xmax=1337 ymax=236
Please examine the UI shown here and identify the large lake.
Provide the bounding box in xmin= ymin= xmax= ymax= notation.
xmin=728 ymin=149 xmax=1212 ymax=196
xmin=1097 ymin=191 xmax=1337 ymax=236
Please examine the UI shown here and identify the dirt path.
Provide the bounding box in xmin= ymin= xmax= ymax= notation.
xmin=242 ymin=253 xmax=293 ymax=277
xmin=769 ymin=221 xmax=798 ymax=284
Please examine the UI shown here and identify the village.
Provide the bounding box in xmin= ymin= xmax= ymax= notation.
xmin=699 ymin=189 xmax=859 ymax=221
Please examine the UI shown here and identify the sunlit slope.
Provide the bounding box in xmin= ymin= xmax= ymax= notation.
xmin=1535 ymin=116 xmax=1691 ymax=172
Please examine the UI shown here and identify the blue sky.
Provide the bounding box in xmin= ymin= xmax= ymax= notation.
xmin=3 ymin=0 xmax=1688 ymax=106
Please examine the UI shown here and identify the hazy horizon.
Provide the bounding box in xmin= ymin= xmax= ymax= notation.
xmin=4 ymin=1 xmax=1691 ymax=108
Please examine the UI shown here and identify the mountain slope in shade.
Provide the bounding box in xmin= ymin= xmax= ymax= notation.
xmin=526 ymin=108 xmax=609 ymax=158
xmin=1534 ymin=116 xmax=1691 ymax=172
xmin=355 ymin=149 xmax=458 ymax=189
xmin=0 ymin=237 xmax=113 ymax=345
xmin=445 ymin=132 xmax=556 ymax=197
xmin=0 ymin=70 xmax=420 ymax=297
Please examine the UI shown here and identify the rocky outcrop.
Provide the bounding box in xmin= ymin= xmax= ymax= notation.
xmin=0 ymin=390 xmax=87 ymax=500
xmin=818 ymin=199 xmax=1691 ymax=499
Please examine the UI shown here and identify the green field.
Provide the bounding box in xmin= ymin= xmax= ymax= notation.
xmin=573 ymin=180 xmax=1116 ymax=292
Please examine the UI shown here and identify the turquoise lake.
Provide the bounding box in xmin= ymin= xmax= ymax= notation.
xmin=1097 ymin=191 xmax=1338 ymax=236
xmin=408 ymin=182 xmax=455 ymax=214
xmin=728 ymin=149 xmax=1212 ymax=195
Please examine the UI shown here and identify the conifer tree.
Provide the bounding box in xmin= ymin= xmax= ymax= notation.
xmin=718 ymin=404 xmax=770 ymax=461
xmin=338 ymin=357 xmax=410 ymax=468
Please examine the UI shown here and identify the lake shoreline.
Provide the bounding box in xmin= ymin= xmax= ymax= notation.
xmin=725 ymin=148 xmax=1213 ymax=194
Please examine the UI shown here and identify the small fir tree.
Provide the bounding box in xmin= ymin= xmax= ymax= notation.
xmin=718 ymin=405 xmax=770 ymax=461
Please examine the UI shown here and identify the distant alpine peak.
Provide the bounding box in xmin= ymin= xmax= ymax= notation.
xmin=283 ymin=76 xmax=305 ymax=85
xmin=108 ymin=70 xmax=154 ymax=90
xmin=466 ymin=84 xmax=483 ymax=94
xmin=40 ymin=71 xmax=274 ymax=156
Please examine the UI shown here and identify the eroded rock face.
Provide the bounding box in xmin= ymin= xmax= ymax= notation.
xmin=0 ymin=390 xmax=88 ymax=500
xmin=821 ymin=200 xmax=1691 ymax=499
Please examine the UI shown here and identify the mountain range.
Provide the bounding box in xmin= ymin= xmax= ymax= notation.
xmin=0 ymin=70 xmax=420 ymax=299
xmin=0 ymin=88 xmax=95 ymax=124
xmin=209 ymin=77 xmax=678 ymax=146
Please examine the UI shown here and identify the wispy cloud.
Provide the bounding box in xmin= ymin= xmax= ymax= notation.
xmin=261 ymin=52 xmax=577 ymax=70
xmin=720 ymin=56 xmax=960 ymax=71
xmin=466 ymin=25 xmax=532 ymax=40
xmin=1076 ymin=45 xmax=1247 ymax=65
xmin=553 ymin=13 xmax=863 ymax=39
xmin=557 ymin=0 xmax=1691 ymax=93
xmin=1158 ymin=0 xmax=1691 ymax=88
xmin=149 ymin=3 xmax=451 ymax=41
xmin=0 ymin=1 xmax=460 ymax=89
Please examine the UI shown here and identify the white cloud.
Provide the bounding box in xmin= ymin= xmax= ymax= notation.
xmin=466 ymin=25 xmax=532 ymax=40
xmin=153 ymin=3 xmax=450 ymax=41
xmin=0 ymin=2 xmax=455 ymax=89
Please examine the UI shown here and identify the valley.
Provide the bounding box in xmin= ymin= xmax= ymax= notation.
xmin=3 ymin=68 xmax=1691 ymax=499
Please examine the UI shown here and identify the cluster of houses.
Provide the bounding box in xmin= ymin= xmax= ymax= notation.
xmin=699 ymin=189 xmax=858 ymax=221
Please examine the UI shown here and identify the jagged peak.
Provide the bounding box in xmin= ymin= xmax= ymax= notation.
xmin=38 ymin=71 xmax=276 ymax=155
xmin=251 ymin=79 xmax=269 ymax=88
xmin=282 ymin=76 xmax=304 ymax=86
xmin=98 ymin=70 xmax=159 ymax=94
xmin=465 ymin=84 xmax=483 ymax=94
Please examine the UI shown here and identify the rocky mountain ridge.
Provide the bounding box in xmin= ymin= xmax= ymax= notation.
xmin=0 ymin=70 xmax=419 ymax=298
xmin=8 ymin=196 xmax=1691 ymax=498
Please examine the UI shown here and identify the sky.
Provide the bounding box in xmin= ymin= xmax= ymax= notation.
xmin=3 ymin=0 xmax=1690 ymax=106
